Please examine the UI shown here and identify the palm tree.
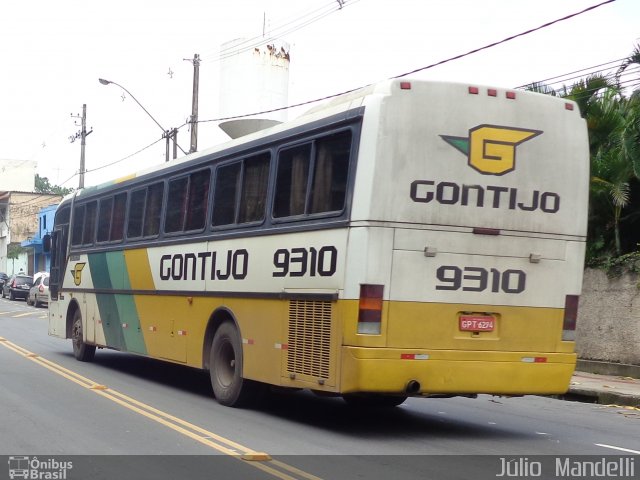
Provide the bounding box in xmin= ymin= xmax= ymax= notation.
xmin=616 ymin=43 xmax=640 ymax=90
xmin=524 ymin=49 xmax=640 ymax=259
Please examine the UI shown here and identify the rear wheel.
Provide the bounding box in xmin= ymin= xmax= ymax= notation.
xmin=209 ymin=321 xmax=260 ymax=407
xmin=71 ymin=309 xmax=95 ymax=362
xmin=343 ymin=394 xmax=407 ymax=408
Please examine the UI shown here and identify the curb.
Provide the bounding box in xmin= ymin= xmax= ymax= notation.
xmin=565 ymin=386 xmax=640 ymax=407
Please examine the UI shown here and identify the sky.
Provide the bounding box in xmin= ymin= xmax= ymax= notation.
xmin=0 ymin=0 xmax=638 ymax=189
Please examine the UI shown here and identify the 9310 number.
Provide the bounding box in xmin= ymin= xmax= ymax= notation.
xmin=273 ymin=246 xmax=337 ymax=277
xmin=436 ymin=266 xmax=526 ymax=294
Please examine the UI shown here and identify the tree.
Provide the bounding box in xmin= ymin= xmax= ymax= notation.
xmin=525 ymin=54 xmax=640 ymax=260
xmin=35 ymin=174 xmax=73 ymax=196
xmin=7 ymin=243 xmax=26 ymax=273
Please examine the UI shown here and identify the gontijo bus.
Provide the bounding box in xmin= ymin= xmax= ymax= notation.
xmin=46 ymin=79 xmax=589 ymax=407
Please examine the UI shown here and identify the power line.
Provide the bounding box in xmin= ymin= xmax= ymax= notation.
xmin=390 ymin=0 xmax=617 ymax=79
xmin=193 ymin=0 xmax=619 ymax=125
xmin=514 ymin=57 xmax=627 ymax=89
xmin=70 ymin=0 xmax=624 ymax=182
xmin=83 ymin=137 xmax=165 ymax=175
xmin=199 ymin=0 xmax=358 ymax=64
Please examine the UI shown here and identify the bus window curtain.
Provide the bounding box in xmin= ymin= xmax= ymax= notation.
xmin=311 ymin=143 xmax=333 ymax=213
xmin=239 ymin=156 xmax=269 ymax=223
xmin=289 ymin=151 xmax=309 ymax=216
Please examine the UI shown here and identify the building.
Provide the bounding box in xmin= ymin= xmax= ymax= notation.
xmin=218 ymin=38 xmax=290 ymax=139
xmin=0 ymin=191 xmax=61 ymax=275
xmin=21 ymin=204 xmax=58 ymax=274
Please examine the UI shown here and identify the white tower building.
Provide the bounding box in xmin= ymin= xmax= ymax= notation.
xmin=218 ymin=38 xmax=290 ymax=138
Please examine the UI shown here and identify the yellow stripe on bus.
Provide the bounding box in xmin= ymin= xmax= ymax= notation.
xmin=124 ymin=248 xmax=155 ymax=290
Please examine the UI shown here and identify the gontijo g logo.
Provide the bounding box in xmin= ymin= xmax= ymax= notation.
xmin=70 ymin=262 xmax=86 ymax=286
xmin=441 ymin=125 xmax=542 ymax=176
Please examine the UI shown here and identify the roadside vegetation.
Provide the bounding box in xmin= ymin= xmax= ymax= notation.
xmin=527 ymin=45 xmax=640 ymax=276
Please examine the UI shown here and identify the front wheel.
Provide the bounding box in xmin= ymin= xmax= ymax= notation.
xmin=71 ymin=309 xmax=96 ymax=362
xmin=209 ymin=321 xmax=260 ymax=407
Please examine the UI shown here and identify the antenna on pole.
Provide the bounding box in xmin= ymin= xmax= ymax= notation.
xmin=70 ymin=104 xmax=92 ymax=188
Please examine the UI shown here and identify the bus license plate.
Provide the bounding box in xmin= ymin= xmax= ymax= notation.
xmin=459 ymin=315 xmax=495 ymax=332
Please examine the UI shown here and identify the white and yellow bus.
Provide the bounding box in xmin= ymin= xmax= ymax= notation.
xmin=47 ymin=79 xmax=589 ymax=407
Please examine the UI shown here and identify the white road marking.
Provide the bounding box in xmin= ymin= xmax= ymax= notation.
xmin=596 ymin=443 xmax=640 ymax=455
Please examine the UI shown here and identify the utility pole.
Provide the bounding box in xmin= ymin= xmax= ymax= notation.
xmin=70 ymin=104 xmax=92 ymax=189
xmin=99 ymin=78 xmax=187 ymax=162
xmin=185 ymin=53 xmax=200 ymax=154
xmin=163 ymin=128 xmax=179 ymax=162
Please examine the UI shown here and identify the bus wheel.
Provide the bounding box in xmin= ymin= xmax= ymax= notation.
xmin=342 ymin=394 xmax=407 ymax=408
xmin=210 ymin=322 xmax=258 ymax=407
xmin=71 ymin=309 xmax=96 ymax=362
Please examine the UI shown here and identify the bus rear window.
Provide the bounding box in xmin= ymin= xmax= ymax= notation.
xmin=273 ymin=130 xmax=351 ymax=219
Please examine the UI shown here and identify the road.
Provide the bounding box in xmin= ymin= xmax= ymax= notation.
xmin=0 ymin=297 xmax=638 ymax=480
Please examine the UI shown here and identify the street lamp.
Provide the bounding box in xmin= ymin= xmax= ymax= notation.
xmin=98 ymin=78 xmax=186 ymax=159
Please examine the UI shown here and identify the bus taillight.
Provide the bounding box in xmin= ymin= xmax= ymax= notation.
xmin=562 ymin=295 xmax=579 ymax=341
xmin=358 ymin=284 xmax=384 ymax=334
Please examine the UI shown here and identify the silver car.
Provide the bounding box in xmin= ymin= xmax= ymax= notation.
xmin=27 ymin=274 xmax=49 ymax=307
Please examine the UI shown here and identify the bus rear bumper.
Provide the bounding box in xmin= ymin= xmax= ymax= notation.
xmin=340 ymin=347 xmax=577 ymax=396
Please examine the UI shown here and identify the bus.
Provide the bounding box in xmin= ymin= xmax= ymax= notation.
xmin=47 ymin=79 xmax=589 ymax=407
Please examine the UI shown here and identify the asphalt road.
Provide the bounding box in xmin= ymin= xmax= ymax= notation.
xmin=0 ymin=297 xmax=638 ymax=480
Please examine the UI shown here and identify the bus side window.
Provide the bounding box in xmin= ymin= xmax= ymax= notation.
xmin=273 ymin=130 xmax=352 ymax=219
xmin=213 ymin=153 xmax=270 ymax=227
xmin=213 ymin=162 xmax=241 ymax=226
xmin=143 ymin=182 xmax=164 ymax=237
xmin=82 ymin=201 xmax=97 ymax=245
xmin=274 ymin=144 xmax=311 ymax=218
xmin=71 ymin=204 xmax=86 ymax=246
xmin=97 ymin=197 xmax=114 ymax=243
xmin=165 ymin=177 xmax=189 ymax=233
xmin=111 ymin=192 xmax=127 ymax=241
xmin=127 ymin=188 xmax=146 ymax=238
xmin=185 ymin=169 xmax=211 ymax=231
xmin=310 ymin=131 xmax=351 ymax=214
xmin=238 ymin=153 xmax=270 ymax=224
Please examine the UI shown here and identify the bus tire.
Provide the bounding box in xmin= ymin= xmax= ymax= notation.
xmin=342 ymin=394 xmax=407 ymax=408
xmin=71 ymin=309 xmax=96 ymax=362
xmin=210 ymin=321 xmax=258 ymax=407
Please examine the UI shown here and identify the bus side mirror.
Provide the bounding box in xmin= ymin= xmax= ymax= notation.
xmin=42 ymin=234 xmax=52 ymax=253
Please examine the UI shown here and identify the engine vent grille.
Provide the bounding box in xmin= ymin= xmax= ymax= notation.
xmin=287 ymin=300 xmax=332 ymax=379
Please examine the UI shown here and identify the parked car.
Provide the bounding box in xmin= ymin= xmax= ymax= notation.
xmin=1 ymin=274 xmax=34 ymax=301
xmin=27 ymin=274 xmax=50 ymax=307
xmin=0 ymin=272 xmax=8 ymax=290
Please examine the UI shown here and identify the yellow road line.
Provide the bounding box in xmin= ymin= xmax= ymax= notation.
xmin=11 ymin=312 xmax=33 ymax=318
xmin=0 ymin=337 xmax=320 ymax=480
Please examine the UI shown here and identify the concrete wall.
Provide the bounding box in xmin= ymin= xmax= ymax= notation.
xmin=577 ymin=268 xmax=640 ymax=366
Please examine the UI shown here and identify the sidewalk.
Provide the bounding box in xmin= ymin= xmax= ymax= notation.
xmin=565 ymin=370 xmax=640 ymax=407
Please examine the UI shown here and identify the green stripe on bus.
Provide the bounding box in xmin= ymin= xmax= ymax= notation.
xmin=89 ymin=252 xmax=147 ymax=355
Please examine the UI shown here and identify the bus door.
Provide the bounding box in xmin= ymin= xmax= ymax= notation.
xmin=48 ymin=225 xmax=69 ymax=338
